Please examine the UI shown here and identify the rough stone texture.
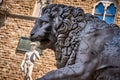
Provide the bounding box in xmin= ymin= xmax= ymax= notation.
xmin=5 ymin=0 xmax=36 ymax=15
xmin=0 ymin=17 xmax=57 ymax=80
xmin=30 ymin=4 xmax=120 ymax=80
xmin=0 ymin=0 xmax=57 ymax=80
xmin=0 ymin=0 xmax=120 ymax=80
xmin=52 ymin=0 xmax=96 ymax=14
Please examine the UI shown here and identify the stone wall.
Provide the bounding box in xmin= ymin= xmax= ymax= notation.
xmin=52 ymin=0 xmax=96 ymax=14
xmin=116 ymin=3 xmax=120 ymax=26
xmin=0 ymin=17 xmax=57 ymax=80
xmin=5 ymin=0 xmax=36 ymax=15
xmin=0 ymin=0 xmax=56 ymax=80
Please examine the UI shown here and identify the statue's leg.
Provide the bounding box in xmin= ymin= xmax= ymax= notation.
xmin=24 ymin=63 xmax=28 ymax=80
xmin=28 ymin=64 xmax=34 ymax=80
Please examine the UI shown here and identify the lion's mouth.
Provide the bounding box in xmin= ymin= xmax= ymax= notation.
xmin=40 ymin=38 xmax=51 ymax=45
xmin=30 ymin=35 xmax=55 ymax=49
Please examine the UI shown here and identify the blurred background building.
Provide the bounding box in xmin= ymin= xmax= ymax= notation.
xmin=0 ymin=0 xmax=120 ymax=80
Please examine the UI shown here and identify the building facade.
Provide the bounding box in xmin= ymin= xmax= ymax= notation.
xmin=51 ymin=0 xmax=120 ymax=25
xmin=0 ymin=0 xmax=120 ymax=79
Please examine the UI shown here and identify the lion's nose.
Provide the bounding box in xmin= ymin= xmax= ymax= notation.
xmin=30 ymin=36 xmax=40 ymax=42
xmin=30 ymin=33 xmax=41 ymax=42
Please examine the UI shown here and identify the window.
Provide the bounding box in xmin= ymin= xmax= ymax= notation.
xmin=93 ymin=0 xmax=117 ymax=24
xmin=105 ymin=4 xmax=116 ymax=24
xmin=32 ymin=0 xmax=51 ymax=17
xmin=95 ymin=3 xmax=104 ymax=20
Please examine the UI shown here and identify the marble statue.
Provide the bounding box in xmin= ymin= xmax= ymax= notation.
xmin=20 ymin=42 xmax=40 ymax=80
xmin=30 ymin=4 xmax=120 ymax=80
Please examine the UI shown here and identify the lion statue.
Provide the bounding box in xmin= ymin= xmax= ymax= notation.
xmin=30 ymin=4 xmax=120 ymax=80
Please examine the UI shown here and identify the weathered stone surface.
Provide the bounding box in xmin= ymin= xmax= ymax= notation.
xmin=30 ymin=4 xmax=120 ymax=80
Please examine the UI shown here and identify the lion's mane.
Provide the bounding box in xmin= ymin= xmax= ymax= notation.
xmin=30 ymin=4 xmax=120 ymax=80
xmin=40 ymin=4 xmax=119 ymax=69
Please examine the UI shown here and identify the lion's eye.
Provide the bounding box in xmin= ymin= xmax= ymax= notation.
xmin=39 ymin=20 xmax=43 ymax=24
xmin=42 ymin=21 xmax=48 ymax=25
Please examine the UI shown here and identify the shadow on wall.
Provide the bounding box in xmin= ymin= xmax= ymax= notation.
xmin=0 ymin=0 xmax=6 ymax=28
xmin=0 ymin=12 xmax=6 ymax=28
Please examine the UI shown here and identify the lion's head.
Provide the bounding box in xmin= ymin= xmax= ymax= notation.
xmin=30 ymin=4 xmax=112 ymax=68
xmin=30 ymin=4 xmax=86 ymax=68
xmin=30 ymin=13 xmax=56 ymax=50
xmin=30 ymin=4 xmax=85 ymax=50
